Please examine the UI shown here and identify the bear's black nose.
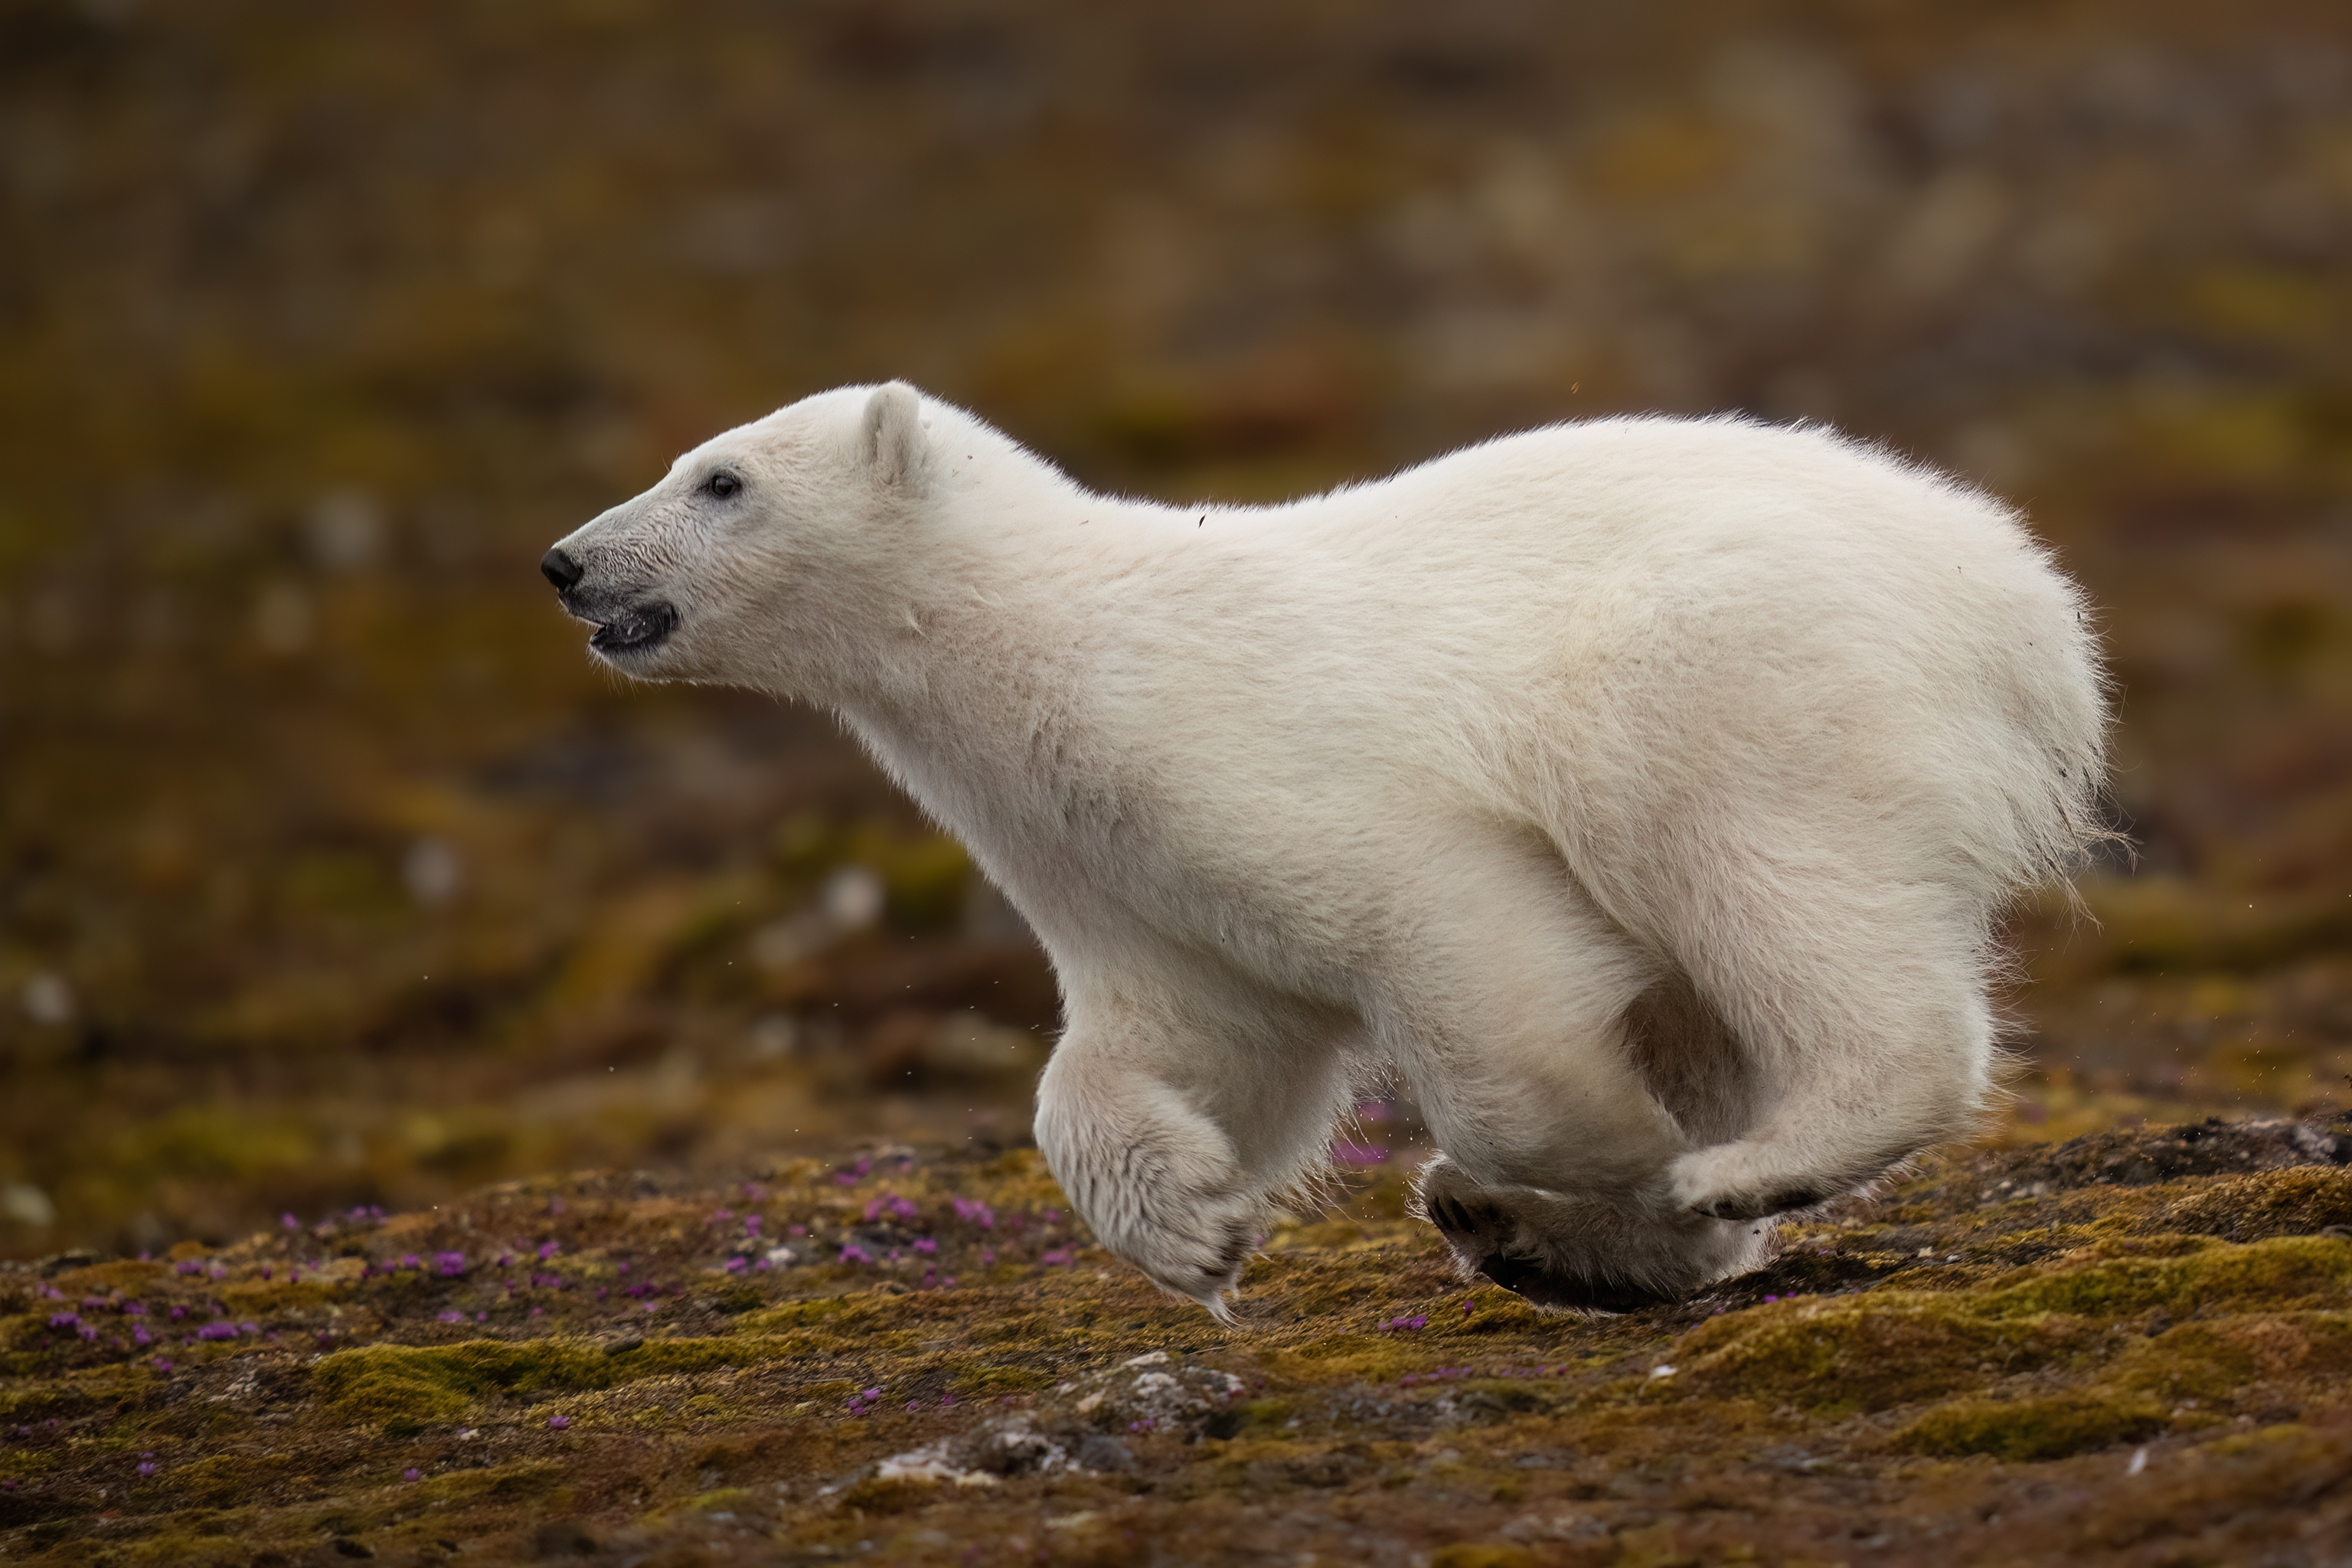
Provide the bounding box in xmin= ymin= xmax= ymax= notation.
xmin=540 ymin=547 xmax=583 ymax=591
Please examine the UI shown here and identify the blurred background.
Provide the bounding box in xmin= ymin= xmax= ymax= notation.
xmin=5 ymin=0 xmax=2351 ymax=1259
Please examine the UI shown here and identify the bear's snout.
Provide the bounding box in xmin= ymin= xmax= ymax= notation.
xmin=540 ymin=547 xmax=584 ymax=591
xmin=541 ymin=537 xmax=680 ymax=661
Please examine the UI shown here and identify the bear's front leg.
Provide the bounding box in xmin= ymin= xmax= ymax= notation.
xmin=1034 ymin=978 xmax=1354 ymax=1317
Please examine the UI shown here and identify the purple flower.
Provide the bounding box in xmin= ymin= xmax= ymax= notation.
xmin=121 ymin=1301 xmax=145 ymax=1315
xmin=137 ymin=1461 xmax=157 ymax=1478
xmin=438 ymin=1310 xmax=464 ymax=1325
xmin=403 ymin=1468 xmax=422 ymax=1482
xmin=133 ymin=1326 xmax=152 ymax=1347
xmin=912 ymin=1237 xmax=938 ymax=1255
xmin=838 ymin=1243 xmax=875 ymax=1266
xmin=435 ymin=1252 xmax=467 ymax=1278
xmin=710 ymin=1208 xmax=735 ymax=1223
xmin=152 ymin=1357 xmax=173 ymax=1372
xmin=1382 ymin=1314 xmax=1428 ymax=1331
xmin=547 ymin=1414 xmax=569 ymax=1429
xmin=47 ymin=1313 xmax=80 ymax=1331
xmin=743 ymin=1215 xmax=762 ymax=1237
xmin=196 ymin=1323 xmax=238 ymax=1341
xmin=282 ymin=1212 xmax=300 ymax=1230
xmin=400 ymin=1254 xmax=420 ymax=1269
xmin=77 ymin=1325 xmax=97 ymax=1341
xmin=951 ymin=1195 xmax=996 ymax=1229
xmin=723 ymin=1257 xmax=746 ymax=1273
xmin=168 ymin=1305 xmax=185 ymax=1321
xmin=1331 ymin=1140 xmax=1390 ymax=1166
xmin=979 ymin=1249 xmax=998 ymax=1266
xmin=175 ymin=1260 xmax=201 ymax=1276
xmin=787 ymin=1223 xmax=808 ymax=1236
xmin=537 ymin=1240 xmax=560 ymax=1261
xmin=1040 ymin=1249 xmax=1073 ymax=1266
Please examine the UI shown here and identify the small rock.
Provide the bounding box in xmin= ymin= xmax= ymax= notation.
xmin=1073 ymin=1434 xmax=1134 ymax=1472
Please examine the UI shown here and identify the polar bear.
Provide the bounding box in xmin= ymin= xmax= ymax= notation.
xmin=541 ymin=382 xmax=2109 ymax=1315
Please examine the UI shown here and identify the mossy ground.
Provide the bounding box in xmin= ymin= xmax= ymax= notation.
xmin=4 ymin=1116 xmax=2349 ymax=1566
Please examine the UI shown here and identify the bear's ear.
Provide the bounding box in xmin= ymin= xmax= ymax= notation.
xmin=859 ymin=381 xmax=930 ymax=495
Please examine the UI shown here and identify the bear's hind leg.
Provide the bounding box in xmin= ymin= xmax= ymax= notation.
xmin=1665 ymin=881 xmax=1994 ymax=1222
xmin=1379 ymin=847 xmax=1767 ymax=1305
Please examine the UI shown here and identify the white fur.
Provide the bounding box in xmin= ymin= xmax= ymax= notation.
xmin=546 ymin=384 xmax=2109 ymax=1313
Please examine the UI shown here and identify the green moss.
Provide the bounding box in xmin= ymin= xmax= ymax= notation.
xmin=1674 ymin=1295 xmax=2073 ymax=1413
xmin=2108 ymin=1312 xmax=2352 ymax=1403
xmin=734 ymin=1293 xmax=903 ymax=1336
xmin=1229 ymin=1398 xmax=1294 ymax=1431
xmin=314 ymin=1336 xmax=779 ymax=1431
xmin=413 ymin=1461 xmax=567 ymax=1506
xmin=1895 ymin=1392 xmax=2167 ymax=1461
xmin=1975 ymin=1236 xmax=2352 ymax=1318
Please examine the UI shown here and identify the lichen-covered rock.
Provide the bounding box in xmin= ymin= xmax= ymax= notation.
xmin=3 ymin=1119 xmax=2351 ymax=1564
xmin=867 ymin=1351 xmax=1244 ymax=1491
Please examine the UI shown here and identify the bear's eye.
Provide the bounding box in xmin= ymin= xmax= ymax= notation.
xmin=704 ymin=471 xmax=741 ymax=499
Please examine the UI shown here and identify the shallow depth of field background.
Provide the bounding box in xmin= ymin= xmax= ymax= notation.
xmin=5 ymin=0 xmax=2352 ymax=1259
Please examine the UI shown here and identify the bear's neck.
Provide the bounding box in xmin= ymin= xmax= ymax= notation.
xmin=822 ymin=489 xmax=1232 ymax=935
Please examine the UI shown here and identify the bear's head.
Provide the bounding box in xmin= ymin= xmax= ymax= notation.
xmin=540 ymin=381 xmax=939 ymax=694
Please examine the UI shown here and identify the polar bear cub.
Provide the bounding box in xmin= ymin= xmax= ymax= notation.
xmin=543 ymin=383 xmax=2109 ymax=1315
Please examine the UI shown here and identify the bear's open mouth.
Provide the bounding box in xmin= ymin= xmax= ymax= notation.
xmin=586 ymin=600 xmax=678 ymax=655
